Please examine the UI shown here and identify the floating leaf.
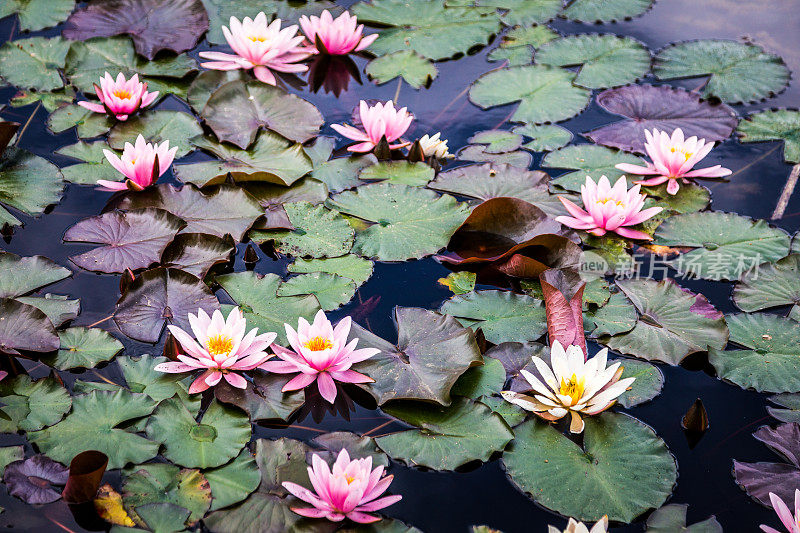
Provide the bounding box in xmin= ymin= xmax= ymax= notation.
xmin=0 ymin=252 xmax=71 ymax=299
xmin=645 ymin=504 xmax=722 ymax=533
xmin=709 ymin=313 xmax=800 ymax=393
xmin=0 ymin=298 xmax=59 ymax=355
xmin=561 ymin=0 xmax=654 ymax=22
xmin=733 ymin=254 xmax=800 ymax=312
xmin=474 ymin=0 xmax=560 ymax=25
xmin=108 ymin=111 xmax=202 ymax=159
xmin=451 ymin=357 xmax=506 ymax=399
xmin=252 ymin=202 xmax=354 ymax=259
xmin=63 ymin=450 xmax=109 ymax=504
xmin=360 ymin=161 xmax=435 ymax=187
xmin=311 ymin=432 xmax=389 ymax=468
xmin=0 ymin=0 xmax=75 ymax=31
xmin=457 ymin=144 xmax=533 ymax=167
xmin=4 ymin=455 xmax=68 ymax=504
xmin=132 ymin=502 xmax=191 ymax=533
xmin=161 ymin=233 xmax=234 ymax=279
xmin=366 ymin=51 xmax=437 ymax=89
xmin=75 ymin=354 xmax=189 ymax=402
xmin=0 ymin=148 xmax=64 ymax=227
xmin=18 ymin=294 xmax=80 ymax=330
xmin=653 ymin=40 xmax=790 ymax=104
xmin=768 ymin=394 xmax=800 ymax=424
xmin=615 ymin=358 xmax=664 ymax=408
xmin=203 ymin=450 xmax=260 ymax=512
xmin=605 ymin=278 xmax=728 ymax=365
xmin=584 ymin=85 xmax=738 ymax=154
xmin=278 ymin=273 xmax=357 ymax=312
xmin=737 ymin=109 xmax=800 ymax=164
xmin=215 ymin=373 xmax=304 ymax=423
xmin=653 ymin=212 xmax=790 ymax=281
xmin=114 ymin=267 xmax=220 ymax=344
xmin=0 ymin=37 xmax=69 ymax=91
xmin=64 ymin=209 xmax=185 ymax=274
xmin=328 ymin=183 xmax=470 ymax=262
xmin=441 ymin=290 xmax=546 ymax=344
xmin=122 ymin=464 xmax=211 ymax=526
xmin=0 ymin=446 xmax=23 ymax=476
xmin=514 ymin=124 xmax=572 ymax=152
xmin=47 ymin=106 xmax=115 ymax=140
xmin=376 ymin=398 xmax=513 ymax=470
xmin=439 ymin=271 xmax=477 ymax=295
xmin=56 ymin=141 xmax=120 ymax=183
xmin=0 ymin=375 xmax=71 ymax=432
xmin=584 ymin=291 xmax=637 ymax=337
xmin=63 ymin=0 xmax=209 ymax=60
xmin=95 ymin=484 xmax=136 ymax=527
xmin=29 ymin=390 xmax=158 ymax=469
xmin=288 ymin=255 xmax=374 ymax=287
xmin=488 ymin=23 xmax=557 ymax=65
xmin=216 ymin=272 xmax=321 ymax=345
xmin=734 ymin=422 xmax=800 ymax=507
xmin=350 ymin=307 xmax=483 ymax=405
xmin=468 ymin=130 xmax=523 ymax=154
xmin=470 ymin=65 xmax=591 ymax=125
xmin=543 ymin=144 xmax=646 ymax=191
xmin=503 ymin=413 xmax=676 ymax=523
xmin=47 ymin=327 xmax=124 ymax=370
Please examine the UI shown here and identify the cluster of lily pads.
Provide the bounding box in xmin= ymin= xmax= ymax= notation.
xmin=0 ymin=0 xmax=799 ymax=531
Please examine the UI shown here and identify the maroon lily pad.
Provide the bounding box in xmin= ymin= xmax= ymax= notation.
xmin=734 ymin=422 xmax=800 ymax=507
xmin=160 ymin=233 xmax=235 ymax=279
xmin=485 ymin=341 xmax=550 ymax=393
xmin=0 ymin=121 xmax=20 ymax=156
xmin=62 ymin=450 xmax=109 ymax=504
xmin=4 ymin=454 xmax=69 ymax=504
xmin=64 ymin=209 xmax=185 ymax=274
xmin=584 ymin=85 xmax=739 ymax=153
xmin=114 ymin=267 xmax=220 ymax=343
xmin=540 ymin=269 xmax=587 ymax=355
xmin=0 ymin=298 xmax=59 ymax=355
xmin=63 ymin=0 xmax=209 ymax=60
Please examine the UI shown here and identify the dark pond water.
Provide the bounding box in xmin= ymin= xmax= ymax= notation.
xmin=0 ymin=0 xmax=799 ymax=531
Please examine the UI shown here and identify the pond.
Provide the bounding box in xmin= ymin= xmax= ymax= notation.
xmin=0 ymin=0 xmax=798 ymax=532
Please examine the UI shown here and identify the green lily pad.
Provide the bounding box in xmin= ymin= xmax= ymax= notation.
xmin=108 ymin=111 xmax=202 ymax=159
xmin=0 ymin=148 xmax=64 ymax=227
xmin=16 ymin=294 xmax=80 ymax=328
xmin=366 ymin=51 xmax=437 ymax=89
xmin=215 ymin=372 xmax=303 ymax=424
xmin=514 ymin=123 xmax=573 ymax=152
xmin=203 ymin=449 xmax=260 ymax=512
xmin=653 ymin=212 xmax=790 ymax=281
xmin=733 ymin=254 xmax=800 ymax=312
xmin=440 ymin=290 xmax=547 ymax=344
xmin=653 ymin=40 xmax=790 ymax=104
xmin=359 ymin=161 xmax=435 ymax=186
xmin=543 ymin=144 xmax=646 ymax=191
xmin=124 ymin=502 xmax=190 ymax=533
xmin=252 ymin=202 xmax=354 ymax=259
xmin=56 ymin=141 xmax=120 ymax=184
xmin=278 ymin=273 xmax=357 ymax=312
xmin=737 ymin=109 xmax=800 ymax=163
xmin=478 ymin=394 xmax=527 ymax=427
xmin=0 ymin=37 xmax=70 ymax=91
xmin=288 ymin=255 xmax=374 ymax=287
xmin=584 ymin=291 xmax=637 ymax=337
xmin=503 ymin=412 xmax=676 ymax=523
xmin=11 ymin=87 xmax=76 ymax=112
xmin=0 ymin=252 xmax=70 ymax=299
xmin=561 ymin=0 xmax=654 ymax=22
xmin=376 ymin=398 xmax=514 ymax=470
xmin=123 ymin=464 xmax=211 ymax=527
xmin=491 ymin=24 xmax=558 ymax=66
xmin=75 ymin=354 xmax=191 ymax=403
xmin=0 ymin=0 xmax=75 ymax=31
xmin=468 ymin=130 xmax=523 ymax=154
xmin=0 ymin=375 xmax=71 ymax=432
xmin=605 ymin=278 xmax=728 ymax=365
xmin=47 ymin=105 xmax=115 ymax=139
xmin=469 ymin=65 xmax=591 ymax=125
xmin=29 ymin=390 xmax=158 ymax=469
xmin=243 ymin=178 xmax=328 ymax=211
xmin=473 ymin=0 xmax=560 ymax=25
xmin=487 ymin=45 xmax=532 ymax=66
xmin=161 ymin=233 xmax=235 ymax=279
xmin=327 ymin=183 xmax=470 ymax=261
xmin=645 ymin=504 xmax=722 ymax=533
xmin=146 ymin=398 xmax=251 ymax=469
xmin=0 ymin=446 xmax=24 ymax=476
xmin=767 ymin=393 xmax=800 ymax=423
xmin=307 ymin=136 xmax=376 ymax=193
xmin=0 ymin=298 xmax=60 ymax=355
xmin=438 ymin=271 xmax=477 ymax=295
xmin=46 ymin=327 xmax=123 ymax=370
xmin=535 ymin=34 xmax=650 ymax=89
xmin=614 ymin=358 xmax=664 ymax=408
xmin=643 ymin=182 xmax=711 ymax=214
xmin=351 ymin=307 xmax=483 ymax=405
xmin=216 ymin=272 xmax=321 ymax=345
xmin=451 ymin=357 xmax=506 ymax=399
xmin=709 ymin=313 xmax=800 ymax=393
xmin=457 ymin=145 xmax=533 ymax=167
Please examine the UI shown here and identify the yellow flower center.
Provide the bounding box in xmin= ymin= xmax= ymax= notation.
xmin=248 ymin=35 xmax=267 ymax=42
xmin=113 ymin=89 xmax=133 ymax=99
xmin=558 ymin=374 xmax=586 ymax=405
xmin=345 ymin=475 xmax=356 ymax=484
xmin=207 ymin=334 xmax=233 ymax=356
xmin=304 ymin=336 xmax=333 ymax=351
xmin=596 ymin=197 xmax=625 ymax=208
xmin=669 ymin=147 xmax=693 ymax=160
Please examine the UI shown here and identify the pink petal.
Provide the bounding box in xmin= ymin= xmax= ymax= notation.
xmin=356 ymin=494 xmax=402 ymax=512
xmin=329 ymin=369 xmax=373 ymax=384
xmin=223 ymin=372 xmax=248 ymax=389
xmin=613 ymin=227 xmax=653 ymax=240
xmin=317 ymin=372 xmax=338 ymax=403
xmin=345 ymin=511 xmax=381 ymax=524
xmin=77 ymin=101 xmax=107 ymax=114
xmin=282 ymin=372 xmax=318 ymax=392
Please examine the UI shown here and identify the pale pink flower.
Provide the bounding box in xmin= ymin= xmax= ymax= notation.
xmin=77 ymin=72 xmax=159 ymax=121
xmin=98 ymin=134 xmax=178 ymax=191
xmin=550 ymin=516 xmax=609 ymax=533
xmin=615 ymin=128 xmax=732 ymax=195
xmin=555 ymin=175 xmax=663 ymax=240
xmin=260 ymin=310 xmax=378 ymax=403
xmin=154 ymin=307 xmax=277 ymax=394
xmin=761 ymin=490 xmax=800 ymax=533
xmin=300 ymin=10 xmax=377 ymax=55
xmin=331 ymin=100 xmax=413 ymax=153
xmin=282 ymin=448 xmax=401 ymax=523
xmin=199 ymin=12 xmax=313 ymax=85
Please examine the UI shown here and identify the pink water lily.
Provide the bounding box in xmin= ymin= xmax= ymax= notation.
xmin=615 ymin=128 xmax=732 ymax=195
xmin=199 ymin=12 xmax=314 ymax=85
xmin=282 ymin=448 xmax=401 ymax=523
xmin=331 ymin=100 xmax=413 ymax=153
xmin=77 ymin=72 xmax=159 ymax=121
xmin=761 ymin=490 xmax=800 ymax=533
xmin=260 ymin=310 xmax=378 ymax=403
xmin=300 ymin=10 xmax=377 ymax=55
xmin=555 ymin=175 xmax=663 ymax=240
xmin=98 ymin=134 xmax=177 ymax=191
xmin=154 ymin=307 xmax=277 ymax=393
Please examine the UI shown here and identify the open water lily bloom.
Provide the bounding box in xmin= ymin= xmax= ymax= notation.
xmin=331 ymin=100 xmax=413 ymax=152
xmin=300 ymin=10 xmax=377 ymax=55
xmin=199 ymin=12 xmax=313 ymax=85
xmin=154 ymin=307 xmax=277 ymax=393
xmin=761 ymin=490 xmax=800 ymax=533
xmin=282 ymin=448 xmax=402 ymax=523
xmin=260 ymin=310 xmax=378 ymax=403
xmin=555 ymin=175 xmax=663 ymax=240
xmin=98 ymin=134 xmax=177 ymax=191
xmin=501 ymin=341 xmax=635 ymax=434
xmin=77 ymin=72 xmax=158 ymax=121
xmin=550 ymin=516 xmax=609 ymax=533
xmin=418 ymin=132 xmax=453 ymax=159
xmin=615 ymin=127 xmax=732 ymax=195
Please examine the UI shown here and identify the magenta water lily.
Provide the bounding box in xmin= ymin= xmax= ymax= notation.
xmin=761 ymin=490 xmax=800 ymax=533
xmin=77 ymin=72 xmax=158 ymax=121
xmin=331 ymin=100 xmax=413 ymax=152
xmin=300 ymin=10 xmax=377 ymax=55
xmin=99 ymin=134 xmax=177 ymax=191
xmin=282 ymin=448 xmax=401 ymax=523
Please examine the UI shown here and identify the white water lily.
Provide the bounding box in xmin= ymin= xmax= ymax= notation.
xmin=549 ymin=516 xmax=609 ymax=533
xmin=418 ymin=132 xmax=452 ymax=159
xmin=501 ymin=341 xmax=634 ymax=433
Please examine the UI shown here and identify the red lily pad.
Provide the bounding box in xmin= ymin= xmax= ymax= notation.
xmin=0 ymin=298 xmax=59 ymax=355
xmin=585 ymin=85 xmax=738 ymax=153
xmin=114 ymin=267 xmax=220 ymax=343
xmin=62 ymin=450 xmax=109 ymax=504
xmin=63 ymin=0 xmax=209 ymax=60
xmin=734 ymin=422 xmax=800 ymax=508
xmin=540 ymin=269 xmax=587 ymax=354
xmin=4 ymin=454 xmax=69 ymax=504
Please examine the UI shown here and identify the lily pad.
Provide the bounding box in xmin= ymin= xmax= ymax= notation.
xmin=203 ymin=450 xmax=260 ymax=512
xmin=440 ymin=290 xmax=547 ymax=344
xmin=614 ymin=358 xmax=664 ymax=408
xmin=56 ymin=141 xmax=120 ymax=183
xmin=439 ymin=271 xmax=477 ymax=295
xmin=350 ymin=307 xmax=483 ymax=405
xmin=543 ymin=144 xmax=646 ymax=191
xmin=29 ymin=390 xmax=159 ymax=469
xmin=161 ymin=233 xmax=235 ymax=279
xmin=278 ymin=273 xmax=357 ymax=312
xmin=0 ymin=0 xmax=75 ymax=31
xmin=327 ymin=183 xmax=470 ymax=262
xmin=0 ymin=37 xmax=70 ymax=91
xmin=214 ymin=372 xmax=304 ymax=423
xmin=653 ymin=40 xmax=790 ymax=104
xmin=561 ymin=0 xmax=654 ymax=22
xmin=585 ymin=84 xmax=739 ymax=153
xmin=457 ymin=144 xmax=533 ymax=167
xmin=75 ymin=354 xmax=189 ymax=402
xmin=114 ymin=267 xmax=220 ymax=344
xmin=0 ymin=252 xmax=70 ymax=299
xmin=48 ymin=106 xmax=115 ymax=140
xmin=0 ymin=446 xmax=23 ymax=476
xmin=514 ymin=124 xmax=573 ymax=152
xmin=64 ymin=209 xmax=185 ymax=274
xmin=311 ymin=432 xmax=389 ymax=468
xmin=108 ymin=111 xmax=202 ymax=159
xmin=122 ymin=464 xmax=211 ymax=527
xmin=47 ymin=327 xmax=124 ymax=370
xmin=768 ymin=393 xmax=800 ymax=423
xmin=653 ymin=212 xmax=790 ymax=281
xmin=468 ymin=130 xmax=523 ymax=154
xmin=252 ymin=202 xmax=354 ymax=259
xmin=0 ymin=298 xmax=59 ymax=355
xmin=376 ymin=398 xmax=514 ymax=470
xmin=0 ymin=148 xmax=64 ymax=227
xmin=360 ymin=161 xmax=435 ymax=187
xmin=605 ymin=278 xmax=728 ymax=365
xmin=474 ymin=0 xmax=560 ymax=25
xmin=288 ymin=255 xmax=374 ymax=287
xmin=733 ymin=254 xmax=800 ymax=312
xmin=451 ymin=357 xmax=506 ymax=399
xmin=736 ymin=109 xmax=800 ymax=163
xmin=645 ymin=504 xmax=722 ymax=533
xmin=733 ymin=422 xmax=800 ymax=507
xmin=366 ymin=51 xmax=437 ymax=89
xmin=489 ymin=24 xmax=558 ymax=66
xmin=4 ymin=455 xmax=68 ymax=504
xmin=584 ymin=291 xmax=638 ymax=337
xmin=469 ymin=65 xmax=591 ymax=124
xmin=0 ymin=375 xmax=71 ymax=432
xmin=503 ymin=412 xmax=676 ymax=523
